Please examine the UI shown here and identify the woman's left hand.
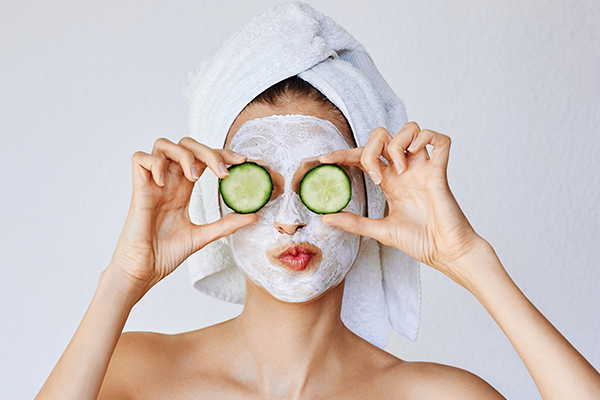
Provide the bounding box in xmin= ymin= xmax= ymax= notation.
xmin=319 ymin=122 xmax=484 ymax=285
xmin=322 ymin=122 xmax=600 ymax=398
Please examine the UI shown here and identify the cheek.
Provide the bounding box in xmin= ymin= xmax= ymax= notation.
xmin=308 ymin=216 xmax=361 ymax=262
xmin=345 ymin=185 xmax=366 ymax=218
xmin=229 ymin=199 xmax=281 ymax=253
xmin=308 ymin=215 xmax=341 ymax=241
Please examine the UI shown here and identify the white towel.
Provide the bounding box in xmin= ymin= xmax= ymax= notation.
xmin=183 ymin=1 xmax=421 ymax=348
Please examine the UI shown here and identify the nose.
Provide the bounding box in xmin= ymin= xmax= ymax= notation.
xmin=272 ymin=191 xmax=308 ymax=235
xmin=273 ymin=221 xmax=307 ymax=235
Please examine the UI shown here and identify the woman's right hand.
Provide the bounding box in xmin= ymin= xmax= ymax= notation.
xmin=107 ymin=137 xmax=258 ymax=299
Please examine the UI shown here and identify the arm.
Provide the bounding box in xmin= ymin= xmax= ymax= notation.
xmin=35 ymin=138 xmax=256 ymax=400
xmin=319 ymin=122 xmax=600 ymax=399
xmin=35 ymin=268 xmax=140 ymax=399
xmin=457 ymin=240 xmax=600 ymax=399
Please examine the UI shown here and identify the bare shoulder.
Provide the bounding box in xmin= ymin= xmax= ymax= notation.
xmin=114 ymin=330 xmax=190 ymax=358
xmin=97 ymin=331 xmax=170 ymax=399
xmin=98 ymin=330 xmax=206 ymax=399
xmin=337 ymin=338 xmax=504 ymax=399
xmin=386 ymin=361 xmax=505 ymax=399
xmin=97 ymin=322 xmax=237 ymax=399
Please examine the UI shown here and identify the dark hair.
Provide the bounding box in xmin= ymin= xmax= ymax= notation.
xmin=248 ymin=76 xmax=355 ymax=146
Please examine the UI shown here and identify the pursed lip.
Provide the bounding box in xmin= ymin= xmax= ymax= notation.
xmin=267 ymin=242 xmax=322 ymax=272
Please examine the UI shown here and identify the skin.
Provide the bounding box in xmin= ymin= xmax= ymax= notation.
xmin=35 ymin=100 xmax=600 ymax=400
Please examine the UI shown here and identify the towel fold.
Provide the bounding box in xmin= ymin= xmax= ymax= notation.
xmin=183 ymin=1 xmax=421 ymax=348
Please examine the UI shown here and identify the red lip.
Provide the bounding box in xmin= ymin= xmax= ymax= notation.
xmin=276 ymin=246 xmax=316 ymax=271
xmin=268 ymin=242 xmax=322 ymax=272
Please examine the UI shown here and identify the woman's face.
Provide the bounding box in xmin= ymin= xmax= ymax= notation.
xmin=221 ymin=102 xmax=366 ymax=303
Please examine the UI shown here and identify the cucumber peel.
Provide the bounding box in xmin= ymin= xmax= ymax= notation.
xmin=219 ymin=162 xmax=273 ymax=214
xmin=299 ymin=164 xmax=352 ymax=214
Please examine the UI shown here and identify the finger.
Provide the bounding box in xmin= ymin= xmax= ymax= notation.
xmin=319 ymin=148 xmax=363 ymax=168
xmin=321 ymin=212 xmax=385 ymax=242
xmin=178 ymin=137 xmax=247 ymax=179
xmin=318 ymin=148 xmax=387 ymax=176
xmin=360 ymin=127 xmax=393 ymax=185
xmin=132 ymin=151 xmax=167 ymax=187
xmin=191 ymin=212 xmax=259 ymax=251
xmin=387 ymin=122 xmax=421 ymax=174
xmin=406 ymin=129 xmax=452 ymax=169
xmin=179 ymin=136 xmax=248 ymax=166
xmin=151 ymin=138 xmax=199 ymax=182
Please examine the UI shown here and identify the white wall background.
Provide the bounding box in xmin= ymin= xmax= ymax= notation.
xmin=1 ymin=0 xmax=598 ymax=398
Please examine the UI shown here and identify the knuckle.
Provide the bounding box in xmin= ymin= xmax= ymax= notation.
xmin=155 ymin=137 xmax=170 ymax=146
xmin=359 ymin=152 xmax=371 ymax=166
xmin=388 ymin=134 xmax=405 ymax=149
xmin=178 ymin=136 xmax=192 ymax=146
xmin=426 ymin=129 xmax=451 ymax=147
xmin=214 ymin=148 xmax=230 ymax=160
xmin=372 ymin=127 xmax=388 ymax=137
xmin=211 ymin=150 xmax=225 ymax=163
xmin=181 ymin=148 xmax=196 ymax=165
xmin=418 ymin=129 xmax=432 ymax=140
xmin=154 ymin=158 xmax=166 ymax=170
xmin=405 ymin=121 xmax=421 ymax=131
xmin=152 ymin=137 xmax=171 ymax=151
xmin=179 ymin=137 xmax=202 ymax=151
xmin=131 ymin=151 xmax=144 ymax=162
xmin=387 ymin=140 xmax=401 ymax=152
xmin=371 ymin=127 xmax=392 ymax=143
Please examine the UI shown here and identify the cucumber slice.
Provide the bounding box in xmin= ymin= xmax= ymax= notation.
xmin=219 ymin=162 xmax=273 ymax=214
xmin=299 ymin=164 xmax=352 ymax=214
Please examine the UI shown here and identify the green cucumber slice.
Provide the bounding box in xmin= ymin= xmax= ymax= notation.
xmin=299 ymin=164 xmax=352 ymax=214
xmin=219 ymin=162 xmax=273 ymax=214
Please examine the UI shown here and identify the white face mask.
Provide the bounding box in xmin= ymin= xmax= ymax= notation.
xmin=220 ymin=114 xmax=366 ymax=303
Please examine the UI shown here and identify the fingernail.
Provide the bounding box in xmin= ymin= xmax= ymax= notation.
xmin=160 ymin=173 xmax=165 ymax=186
xmin=219 ymin=162 xmax=229 ymax=176
xmin=408 ymin=139 xmax=418 ymax=152
xmin=393 ymin=159 xmax=403 ymax=174
xmin=192 ymin=164 xmax=200 ymax=179
xmin=233 ymin=152 xmax=245 ymax=159
xmin=368 ymin=171 xmax=381 ymax=185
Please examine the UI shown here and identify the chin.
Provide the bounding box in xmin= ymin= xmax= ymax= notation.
xmin=247 ymin=275 xmax=347 ymax=304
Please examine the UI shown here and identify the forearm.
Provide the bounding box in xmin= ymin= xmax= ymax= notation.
xmin=456 ymin=241 xmax=600 ymax=399
xmin=36 ymin=266 xmax=143 ymax=400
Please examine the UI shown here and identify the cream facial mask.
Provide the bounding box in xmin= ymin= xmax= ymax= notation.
xmin=220 ymin=114 xmax=365 ymax=303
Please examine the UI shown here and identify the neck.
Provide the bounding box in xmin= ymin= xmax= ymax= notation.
xmin=229 ymin=279 xmax=353 ymax=397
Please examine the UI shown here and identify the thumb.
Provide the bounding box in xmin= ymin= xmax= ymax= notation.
xmin=191 ymin=212 xmax=259 ymax=251
xmin=321 ymin=212 xmax=384 ymax=242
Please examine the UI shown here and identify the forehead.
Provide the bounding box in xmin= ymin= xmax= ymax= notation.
xmin=225 ymin=101 xmax=354 ymax=149
xmin=229 ymin=115 xmax=351 ymax=172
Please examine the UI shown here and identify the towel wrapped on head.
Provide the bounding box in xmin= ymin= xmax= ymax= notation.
xmin=183 ymin=1 xmax=421 ymax=349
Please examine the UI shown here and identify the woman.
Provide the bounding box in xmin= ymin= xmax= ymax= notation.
xmin=36 ymin=3 xmax=600 ymax=399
